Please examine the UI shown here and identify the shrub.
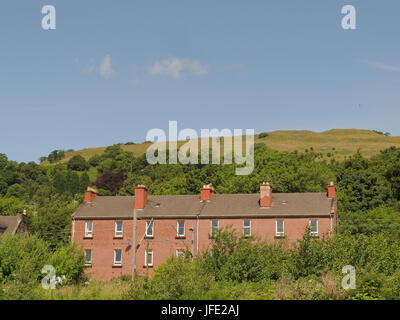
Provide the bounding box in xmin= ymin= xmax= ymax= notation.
xmin=67 ymin=155 xmax=89 ymax=171
xmin=48 ymin=243 xmax=86 ymax=284
xmin=149 ymin=256 xmax=213 ymax=299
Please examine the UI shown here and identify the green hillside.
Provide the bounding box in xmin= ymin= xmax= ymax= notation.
xmin=42 ymin=129 xmax=400 ymax=164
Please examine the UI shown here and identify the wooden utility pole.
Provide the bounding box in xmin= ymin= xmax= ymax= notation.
xmin=132 ymin=207 xmax=137 ymax=281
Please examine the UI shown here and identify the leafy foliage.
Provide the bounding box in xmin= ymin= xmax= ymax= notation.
xmin=67 ymin=155 xmax=89 ymax=171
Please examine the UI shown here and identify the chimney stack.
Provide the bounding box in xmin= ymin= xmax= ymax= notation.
xmin=135 ymin=185 xmax=148 ymax=209
xmin=328 ymin=181 xmax=336 ymax=199
xmin=260 ymin=182 xmax=272 ymax=207
xmin=200 ymin=184 xmax=215 ymax=201
xmin=85 ymin=187 xmax=99 ymax=203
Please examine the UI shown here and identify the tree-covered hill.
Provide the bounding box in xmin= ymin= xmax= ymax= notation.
xmin=40 ymin=129 xmax=400 ymax=165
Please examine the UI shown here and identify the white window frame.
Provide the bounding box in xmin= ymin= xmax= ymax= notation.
xmin=145 ymin=249 xmax=153 ymax=266
xmin=176 ymin=249 xmax=185 ymax=258
xmin=309 ymin=219 xmax=318 ymax=236
xmin=276 ymin=220 xmax=284 ymax=237
xmin=211 ymin=220 xmax=219 ymax=237
xmin=85 ymin=249 xmax=92 ymax=265
xmin=85 ymin=221 xmax=93 ymax=238
xmin=146 ymin=221 xmax=154 ymax=237
xmin=115 ymin=221 xmax=123 ymax=238
xmin=177 ymin=221 xmax=185 ymax=237
xmin=243 ymin=220 xmax=251 ymax=237
xmin=114 ymin=249 xmax=122 ymax=266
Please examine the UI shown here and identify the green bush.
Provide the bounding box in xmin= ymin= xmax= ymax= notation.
xmin=148 ymin=256 xmax=213 ymax=299
xmin=48 ymin=243 xmax=86 ymax=284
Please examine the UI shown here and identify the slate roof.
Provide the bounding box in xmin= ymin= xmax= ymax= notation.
xmin=0 ymin=214 xmax=25 ymax=235
xmin=72 ymin=192 xmax=335 ymax=220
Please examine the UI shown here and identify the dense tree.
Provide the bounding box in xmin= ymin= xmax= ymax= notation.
xmin=0 ymin=197 xmax=24 ymax=216
xmin=91 ymin=170 xmax=124 ymax=195
xmin=67 ymin=155 xmax=89 ymax=171
xmin=65 ymin=171 xmax=80 ymax=196
xmin=47 ymin=150 xmax=65 ymax=164
xmin=5 ymin=184 xmax=27 ymax=200
xmin=0 ymin=153 xmax=8 ymax=170
xmin=79 ymin=172 xmax=90 ymax=193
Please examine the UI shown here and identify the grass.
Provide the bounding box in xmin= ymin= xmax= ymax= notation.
xmin=42 ymin=129 xmax=400 ymax=165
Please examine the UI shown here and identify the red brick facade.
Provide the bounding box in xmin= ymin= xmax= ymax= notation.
xmin=71 ymin=183 xmax=337 ymax=281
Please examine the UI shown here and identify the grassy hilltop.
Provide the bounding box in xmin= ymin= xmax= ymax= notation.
xmin=42 ymin=129 xmax=400 ymax=164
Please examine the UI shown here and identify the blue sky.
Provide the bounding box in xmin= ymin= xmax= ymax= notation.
xmin=1 ymin=0 xmax=400 ymax=162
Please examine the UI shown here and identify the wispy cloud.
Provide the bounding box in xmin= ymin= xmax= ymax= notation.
xmin=360 ymin=60 xmax=400 ymax=72
xmin=149 ymin=57 xmax=208 ymax=79
xmin=99 ymin=55 xmax=115 ymax=78
xmin=82 ymin=55 xmax=115 ymax=78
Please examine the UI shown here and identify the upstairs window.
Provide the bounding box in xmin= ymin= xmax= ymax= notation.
xmin=85 ymin=249 xmax=92 ymax=265
xmin=211 ymin=220 xmax=219 ymax=238
xmin=243 ymin=220 xmax=251 ymax=237
xmin=114 ymin=249 xmax=122 ymax=266
xmin=276 ymin=220 xmax=284 ymax=237
xmin=115 ymin=221 xmax=123 ymax=238
xmin=145 ymin=250 xmax=153 ymax=267
xmin=146 ymin=221 xmax=154 ymax=237
xmin=177 ymin=221 xmax=185 ymax=237
xmin=310 ymin=219 xmax=318 ymax=236
xmin=85 ymin=221 xmax=93 ymax=238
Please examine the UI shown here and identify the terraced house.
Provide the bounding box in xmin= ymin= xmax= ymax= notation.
xmin=71 ymin=182 xmax=338 ymax=280
xmin=0 ymin=212 xmax=27 ymax=236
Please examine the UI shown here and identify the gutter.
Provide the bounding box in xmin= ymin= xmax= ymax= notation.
xmin=72 ymin=213 xmax=332 ymax=220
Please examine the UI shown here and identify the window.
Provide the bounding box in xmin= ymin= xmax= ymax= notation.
xmin=115 ymin=221 xmax=123 ymax=238
xmin=176 ymin=249 xmax=185 ymax=258
xmin=114 ymin=249 xmax=122 ymax=266
xmin=85 ymin=249 xmax=92 ymax=265
xmin=310 ymin=219 xmax=318 ymax=236
xmin=177 ymin=221 xmax=185 ymax=237
xmin=276 ymin=220 xmax=284 ymax=237
xmin=243 ymin=220 xmax=251 ymax=237
xmin=211 ymin=220 xmax=219 ymax=237
xmin=145 ymin=250 xmax=153 ymax=266
xmin=85 ymin=221 xmax=93 ymax=238
xmin=146 ymin=221 xmax=154 ymax=237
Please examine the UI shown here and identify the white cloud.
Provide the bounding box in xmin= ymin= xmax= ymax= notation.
xmin=82 ymin=62 xmax=96 ymax=74
xmin=360 ymin=60 xmax=400 ymax=72
xmin=99 ymin=55 xmax=115 ymax=78
xmin=149 ymin=57 xmax=208 ymax=79
xmin=82 ymin=55 xmax=115 ymax=78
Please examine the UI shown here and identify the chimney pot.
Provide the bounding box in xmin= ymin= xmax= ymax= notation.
xmin=85 ymin=187 xmax=98 ymax=203
xmin=260 ymin=182 xmax=272 ymax=207
xmin=135 ymin=185 xmax=148 ymax=209
xmin=200 ymin=184 xmax=214 ymax=201
xmin=328 ymin=181 xmax=336 ymax=199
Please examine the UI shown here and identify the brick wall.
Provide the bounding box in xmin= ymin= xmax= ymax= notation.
xmin=72 ymin=215 xmax=333 ymax=281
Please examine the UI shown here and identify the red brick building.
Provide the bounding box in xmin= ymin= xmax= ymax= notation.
xmin=71 ymin=182 xmax=337 ymax=280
